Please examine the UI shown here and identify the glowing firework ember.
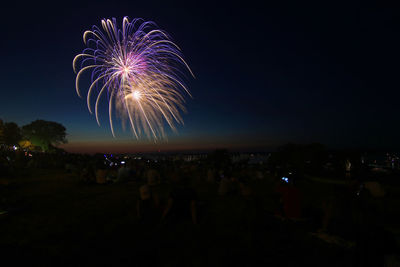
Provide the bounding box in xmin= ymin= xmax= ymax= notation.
xmin=73 ymin=17 xmax=194 ymax=140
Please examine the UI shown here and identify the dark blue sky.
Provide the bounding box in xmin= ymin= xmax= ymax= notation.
xmin=1 ymin=0 xmax=399 ymax=153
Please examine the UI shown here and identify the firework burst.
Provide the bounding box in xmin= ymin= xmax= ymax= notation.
xmin=73 ymin=17 xmax=194 ymax=140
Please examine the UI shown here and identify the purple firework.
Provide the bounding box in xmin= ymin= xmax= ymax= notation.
xmin=73 ymin=17 xmax=194 ymax=140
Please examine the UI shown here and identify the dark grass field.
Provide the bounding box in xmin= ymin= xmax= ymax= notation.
xmin=1 ymin=168 xmax=394 ymax=266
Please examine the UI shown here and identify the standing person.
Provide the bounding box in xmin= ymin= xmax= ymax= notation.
xmin=81 ymin=164 xmax=95 ymax=184
xmin=146 ymin=168 xmax=160 ymax=186
xmin=353 ymin=176 xmax=392 ymax=267
xmin=162 ymin=173 xmax=197 ymax=225
xmin=275 ymin=176 xmax=302 ymax=219
xmin=137 ymin=184 xmax=160 ymax=227
xmin=116 ymin=162 xmax=130 ymax=183
xmin=95 ymin=160 xmax=107 ymax=184
xmin=218 ymin=175 xmax=231 ymax=196
xmin=206 ymin=167 xmax=216 ymax=183
xmin=158 ymin=173 xmax=199 ymax=267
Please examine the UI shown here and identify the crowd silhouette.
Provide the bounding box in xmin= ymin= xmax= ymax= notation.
xmin=0 ymin=146 xmax=398 ymax=266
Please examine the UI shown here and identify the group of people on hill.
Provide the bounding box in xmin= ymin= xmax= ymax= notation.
xmin=137 ymin=171 xmax=198 ymax=228
xmin=0 ymin=146 xmax=398 ymax=266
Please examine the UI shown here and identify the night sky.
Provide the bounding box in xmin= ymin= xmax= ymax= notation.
xmin=1 ymin=1 xmax=399 ymax=153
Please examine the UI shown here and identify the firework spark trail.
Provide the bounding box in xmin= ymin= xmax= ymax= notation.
xmin=73 ymin=17 xmax=194 ymax=141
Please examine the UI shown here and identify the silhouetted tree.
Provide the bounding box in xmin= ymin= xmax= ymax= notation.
xmin=22 ymin=120 xmax=67 ymax=152
xmin=0 ymin=119 xmax=3 ymax=144
xmin=2 ymin=122 xmax=22 ymax=146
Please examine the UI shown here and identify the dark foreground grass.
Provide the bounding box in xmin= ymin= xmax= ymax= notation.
xmin=1 ymin=169 xmax=358 ymax=266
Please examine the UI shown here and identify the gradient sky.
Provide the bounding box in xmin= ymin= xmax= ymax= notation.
xmin=1 ymin=1 xmax=399 ymax=153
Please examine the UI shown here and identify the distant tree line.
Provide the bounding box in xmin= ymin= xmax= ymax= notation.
xmin=0 ymin=119 xmax=67 ymax=152
xmin=268 ymin=142 xmax=368 ymax=177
